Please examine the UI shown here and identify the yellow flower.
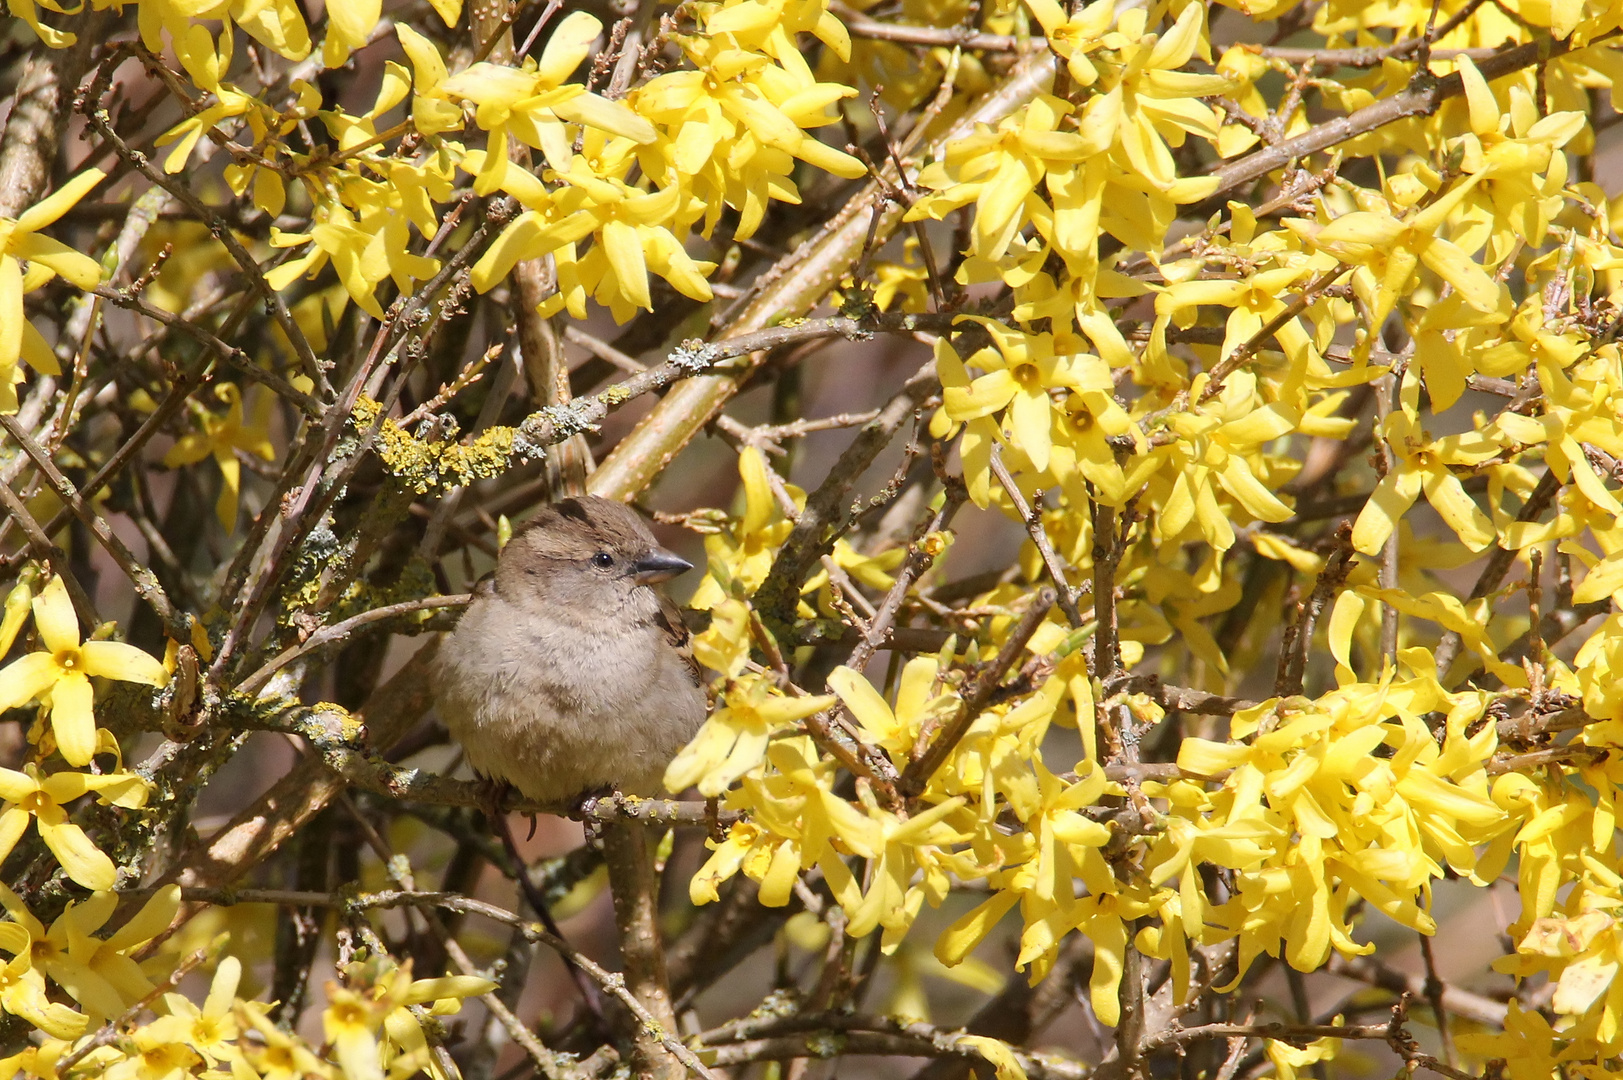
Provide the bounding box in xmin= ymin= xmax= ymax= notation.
xmin=473 ymin=153 xmax=714 ymax=320
xmin=1020 ymin=0 xmax=1114 ymax=86
xmin=324 ymin=984 xmax=387 ymax=1080
xmin=908 ymin=95 xmax=1105 ymax=265
xmin=665 ymin=673 xmax=836 ymax=796
xmin=239 ymin=1000 xmax=334 ymax=1079
xmin=1150 ymin=373 xmax=1299 ymax=552
xmin=1351 ymin=382 xmax=1501 ymax=556
xmin=153 ymin=23 xmax=255 ymax=173
xmin=0 ymin=169 xmax=105 ymax=411
xmin=689 ymin=447 xmax=802 ymax=609
xmin=163 ymin=383 xmax=277 ymax=530
xmin=1288 ymin=175 xmax=1499 ymax=326
xmin=828 ymin=659 xmax=959 ymax=758
xmin=143 ymin=956 xmax=241 ymax=1065
xmin=0 ymin=882 xmax=180 ymax=1024
xmin=0 ymin=763 xmax=148 ymax=890
xmin=0 ymin=932 xmax=86 ymax=1041
xmin=321 ymin=0 xmax=380 ymax=68
xmin=937 ymin=320 xmax=1098 ymax=475
xmin=0 ymin=576 xmax=169 ymax=767
xmin=442 ymin=12 xmax=657 ymax=194
xmin=630 ymin=26 xmax=864 ymax=238
xmin=1153 ymin=263 xmax=1317 ymax=367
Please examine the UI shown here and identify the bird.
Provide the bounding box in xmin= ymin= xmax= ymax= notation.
xmin=435 ymin=495 xmax=708 ymax=806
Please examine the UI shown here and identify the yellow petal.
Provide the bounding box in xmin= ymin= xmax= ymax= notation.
xmin=600 ymin=219 xmax=650 ymax=310
xmin=32 ymin=576 xmax=81 ymax=654
xmin=79 ymin=641 xmax=169 ymax=688
xmin=827 ymin=666 xmax=896 ymax=739
xmin=1418 ymin=237 xmax=1499 ymax=314
xmin=13 ymin=170 xmax=105 ymax=235
xmin=38 ymin=817 xmax=117 ymax=891
xmin=1421 ymin=470 xmax=1495 ymax=551
xmin=1454 ymin=55 xmax=1499 ymax=136
xmin=934 ymin=891 xmax=1019 ymax=966
xmin=549 ymin=91 xmax=658 ymax=145
xmin=1350 ymin=468 xmax=1423 ymax=555
xmin=536 ymin=11 xmax=602 ymax=84
xmin=0 ymin=256 xmax=23 ymax=373
xmin=49 ymin=672 xmax=97 ymax=767
xmin=0 ymin=653 xmax=58 ymax=711
xmin=103 ymin=884 xmax=181 ymax=951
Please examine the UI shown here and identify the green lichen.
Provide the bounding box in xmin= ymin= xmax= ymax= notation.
xmin=352 ymin=394 xmax=518 ymax=493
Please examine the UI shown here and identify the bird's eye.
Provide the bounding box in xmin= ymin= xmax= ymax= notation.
xmin=591 ymin=551 xmax=614 ymax=569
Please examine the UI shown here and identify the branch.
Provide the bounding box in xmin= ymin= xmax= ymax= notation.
xmin=990 ymin=443 xmax=1086 ymax=627
xmin=1206 ymin=33 xmax=1617 ymax=203
xmin=902 ymin=587 xmax=1056 ymax=794
xmin=0 ymin=412 xmax=186 ymax=639
xmin=587 ymin=52 xmax=1053 ymax=501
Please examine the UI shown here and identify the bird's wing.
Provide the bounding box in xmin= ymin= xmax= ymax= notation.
xmin=655 ymin=592 xmax=703 ymax=686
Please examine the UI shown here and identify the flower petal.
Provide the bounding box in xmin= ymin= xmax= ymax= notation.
xmin=37 ymin=817 xmax=117 ymax=891
xmin=13 ymin=170 xmax=105 ymax=235
xmin=31 ymin=576 xmax=81 ymax=655
xmin=49 ymin=672 xmax=97 ymax=767
xmin=0 ymin=653 xmax=60 ymax=711
xmin=79 ymin=641 xmax=169 ymax=687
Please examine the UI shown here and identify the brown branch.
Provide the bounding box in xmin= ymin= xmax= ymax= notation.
xmin=1275 ymin=523 xmax=1356 ymax=696
xmin=902 ymin=587 xmax=1056 ymax=794
xmin=602 ymin=823 xmax=684 ymax=1079
xmin=0 ymin=412 xmax=186 ymax=639
xmin=1206 ymin=33 xmax=1617 ymax=203
xmin=237 ymin=594 xmax=469 ymax=696
xmin=0 ymin=473 xmax=100 ymax=625
xmin=1327 ymin=955 xmax=1507 ymax=1028
xmin=1435 ymin=467 xmax=1562 ymax=673
xmin=990 ymin=444 xmax=1086 ymax=627
xmin=80 ymin=56 xmax=332 ymax=399
xmin=57 ymin=949 xmax=209 ymax=1072
xmin=831 ymin=3 xmax=1025 ymax=52
xmin=587 ymin=52 xmax=1053 ymax=502
xmin=1144 ymin=1019 xmax=1391 ymax=1051
xmin=1198 ymin=265 xmax=1351 ymax=403
xmin=90 ymin=284 xmax=321 ymax=416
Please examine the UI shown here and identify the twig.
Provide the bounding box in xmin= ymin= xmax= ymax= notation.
xmin=831 ymin=3 xmax=1024 ymax=52
xmin=0 ymin=412 xmax=185 ymax=638
xmin=58 ymin=949 xmax=209 ymax=1071
xmin=238 ymin=594 xmax=469 ymax=696
xmin=902 ymin=587 xmax=1056 ymax=794
xmin=1418 ymin=934 xmax=1456 ymax=1068
xmin=1384 ymin=995 xmax=1480 ymax=1080
xmin=80 ymin=58 xmax=331 ymax=399
xmin=602 ymin=823 xmax=684 ymax=1079
xmin=842 ymin=478 xmax=966 ymax=673
xmin=1275 ymin=523 xmax=1356 ymax=696
xmin=989 ymin=444 xmax=1085 ymax=627
xmin=90 ymin=285 xmax=321 ymax=416
xmin=1436 ymin=469 xmax=1561 ymax=672
xmin=1198 ymin=266 xmax=1351 ymax=403
xmin=1205 ymin=32 xmax=1619 ymax=203
xmin=0 ymin=472 xmax=100 ymax=625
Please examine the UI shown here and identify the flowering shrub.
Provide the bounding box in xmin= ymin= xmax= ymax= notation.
xmin=0 ymin=0 xmax=1621 ymax=1076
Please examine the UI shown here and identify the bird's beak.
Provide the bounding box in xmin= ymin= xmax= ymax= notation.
xmin=632 ymin=549 xmax=693 ymax=584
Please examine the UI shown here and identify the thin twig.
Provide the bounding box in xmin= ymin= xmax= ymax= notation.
xmin=902 ymin=588 xmax=1056 ymax=794
xmin=0 ymin=413 xmax=185 ymax=638
xmin=989 ymin=444 xmax=1085 ymax=627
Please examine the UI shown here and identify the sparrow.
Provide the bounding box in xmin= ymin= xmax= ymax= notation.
xmin=435 ymin=495 xmax=708 ymax=805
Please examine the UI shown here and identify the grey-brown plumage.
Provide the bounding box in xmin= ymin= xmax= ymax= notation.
xmin=435 ymin=496 xmax=707 ymax=803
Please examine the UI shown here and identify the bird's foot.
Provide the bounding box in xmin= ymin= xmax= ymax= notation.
xmin=476 ymin=775 xmax=514 ymax=829
xmin=571 ymin=785 xmax=619 ymax=850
